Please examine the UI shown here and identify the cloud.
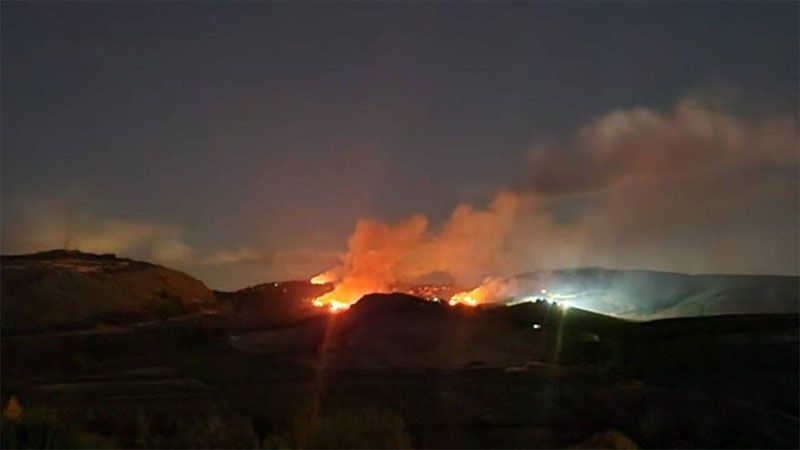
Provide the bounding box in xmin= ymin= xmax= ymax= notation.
xmin=203 ymin=248 xmax=264 ymax=265
xmin=202 ymin=247 xmax=340 ymax=272
xmin=195 ymin=247 xmax=341 ymax=290
xmin=0 ymin=194 xmax=343 ymax=289
xmin=150 ymin=238 xmax=194 ymax=263
xmin=0 ymin=198 xmax=194 ymax=265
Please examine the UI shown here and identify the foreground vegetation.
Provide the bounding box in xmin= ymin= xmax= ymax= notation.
xmin=2 ymin=299 xmax=797 ymax=449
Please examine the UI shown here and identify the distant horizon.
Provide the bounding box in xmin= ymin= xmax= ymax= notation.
xmin=4 ymin=247 xmax=797 ymax=293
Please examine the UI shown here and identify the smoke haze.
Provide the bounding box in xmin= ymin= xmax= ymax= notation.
xmin=317 ymin=97 xmax=799 ymax=302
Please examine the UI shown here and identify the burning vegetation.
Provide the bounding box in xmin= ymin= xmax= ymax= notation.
xmin=304 ymin=98 xmax=799 ymax=315
xmin=307 ymin=193 xmax=521 ymax=311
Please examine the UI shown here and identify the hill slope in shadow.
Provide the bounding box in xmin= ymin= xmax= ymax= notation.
xmin=1 ymin=250 xmax=217 ymax=333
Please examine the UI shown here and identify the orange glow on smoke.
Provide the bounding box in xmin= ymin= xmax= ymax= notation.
xmin=310 ymin=272 xmax=336 ymax=285
xmin=448 ymin=277 xmax=513 ymax=306
xmin=310 ymin=277 xmax=383 ymax=313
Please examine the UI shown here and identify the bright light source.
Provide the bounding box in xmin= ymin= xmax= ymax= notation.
xmin=329 ymin=300 xmax=350 ymax=313
xmin=508 ymin=296 xmax=537 ymax=306
xmin=540 ymin=288 xmax=547 ymax=294
xmin=532 ymin=323 xmax=542 ymax=329
xmin=449 ymin=293 xmax=478 ymax=307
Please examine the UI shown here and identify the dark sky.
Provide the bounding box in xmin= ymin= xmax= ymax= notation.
xmin=2 ymin=2 xmax=798 ymax=288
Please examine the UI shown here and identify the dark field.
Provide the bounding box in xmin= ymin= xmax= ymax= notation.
xmin=2 ymin=295 xmax=798 ymax=449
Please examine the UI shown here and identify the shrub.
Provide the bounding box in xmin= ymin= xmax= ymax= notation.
xmin=571 ymin=429 xmax=638 ymax=449
xmin=285 ymin=408 xmax=412 ymax=449
xmin=1 ymin=408 xmax=111 ymax=449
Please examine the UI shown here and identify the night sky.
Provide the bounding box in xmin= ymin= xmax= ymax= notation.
xmin=2 ymin=3 xmax=798 ymax=289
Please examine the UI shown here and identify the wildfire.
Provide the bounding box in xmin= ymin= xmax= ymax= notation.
xmin=310 ymin=271 xmax=336 ymax=285
xmin=329 ymin=300 xmax=350 ymax=312
xmin=309 ymin=275 xmax=386 ymax=313
xmin=310 ymin=278 xmax=483 ymax=313
xmin=312 ymin=287 xmax=361 ymax=310
xmin=448 ymin=290 xmax=481 ymax=306
xmin=309 ymin=272 xmax=487 ymax=312
xmin=311 ymin=295 xmax=352 ymax=313
xmin=310 ymin=282 xmax=480 ymax=313
xmin=447 ymin=277 xmax=514 ymax=306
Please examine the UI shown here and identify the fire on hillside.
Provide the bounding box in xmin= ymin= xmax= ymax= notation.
xmin=306 ymin=274 xmax=573 ymax=314
xmin=307 ymin=271 xmax=492 ymax=312
xmin=307 ymin=278 xmax=470 ymax=313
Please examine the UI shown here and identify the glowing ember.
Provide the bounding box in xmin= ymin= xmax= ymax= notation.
xmin=311 ymin=296 xmax=352 ymax=313
xmin=405 ymin=284 xmax=459 ymax=301
xmin=329 ymin=300 xmax=350 ymax=312
xmin=449 ymin=291 xmax=481 ymax=307
xmin=309 ymin=275 xmax=387 ymax=312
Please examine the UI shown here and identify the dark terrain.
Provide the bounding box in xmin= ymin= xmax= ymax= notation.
xmin=1 ymin=250 xmax=216 ymax=334
xmin=2 ymin=251 xmax=798 ymax=448
xmin=487 ymin=269 xmax=799 ymax=319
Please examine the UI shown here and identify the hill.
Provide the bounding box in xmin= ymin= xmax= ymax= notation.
xmin=234 ymin=292 xmax=632 ymax=369
xmin=213 ymin=280 xmax=332 ymax=329
xmin=508 ymin=268 xmax=799 ymax=318
xmin=1 ymin=250 xmax=217 ymax=334
xmin=3 ymin=288 xmax=797 ymax=448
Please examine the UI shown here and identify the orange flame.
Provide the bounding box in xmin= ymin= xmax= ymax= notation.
xmin=306 ymin=193 xmax=524 ymax=313
xmin=312 ymin=296 xmax=351 ymax=313
xmin=449 ymin=277 xmax=517 ymax=306
xmin=310 ymin=272 xmax=336 ymax=285
xmin=328 ymin=300 xmax=350 ymax=313
xmin=310 ymin=276 xmax=388 ymax=313
xmin=448 ymin=290 xmax=482 ymax=306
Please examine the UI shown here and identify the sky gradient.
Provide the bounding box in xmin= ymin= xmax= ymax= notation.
xmin=2 ymin=2 xmax=798 ymax=289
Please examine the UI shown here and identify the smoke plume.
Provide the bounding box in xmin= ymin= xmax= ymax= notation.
xmin=314 ymin=97 xmax=799 ymax=306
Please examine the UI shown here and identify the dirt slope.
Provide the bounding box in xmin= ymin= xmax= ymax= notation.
xmin=1 ymin=250 xmax=216 ymax=333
